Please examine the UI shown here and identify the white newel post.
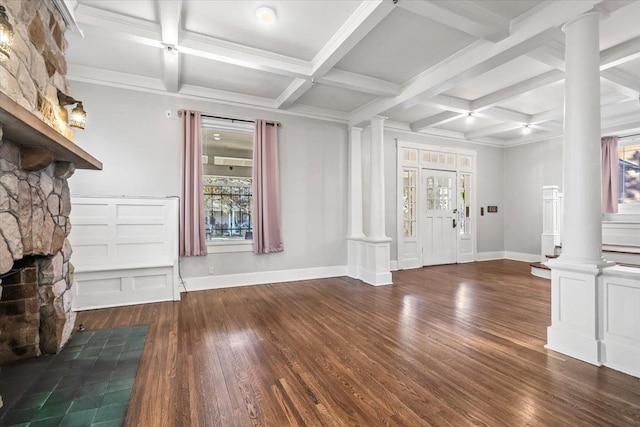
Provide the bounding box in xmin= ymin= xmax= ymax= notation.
xmin=362 ymin=117 xmax=392 ymax=286
xmin=347 ymin=127 xmax=365 ymax=279
xmin=541 ymin=185 xmax=562 ymax=262
xmin=546 ymin=12 xmax=614 ymax=366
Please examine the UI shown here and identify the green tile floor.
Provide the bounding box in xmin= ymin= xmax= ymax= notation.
xmin=1 ymin=325 xmax=148 ymax=427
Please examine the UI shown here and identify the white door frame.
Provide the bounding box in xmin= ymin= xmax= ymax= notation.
xmin=396 ymin=141 xmax=477 ymax=269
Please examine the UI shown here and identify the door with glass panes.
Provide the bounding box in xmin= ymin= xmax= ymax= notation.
xmin=422 ymin=169 xmax=457 ymax=265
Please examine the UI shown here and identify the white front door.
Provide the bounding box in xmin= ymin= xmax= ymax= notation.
xmin=422 ymin=169 xmax=457 ymax=266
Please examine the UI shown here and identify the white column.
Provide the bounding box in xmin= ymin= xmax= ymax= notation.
xmin=347 ymin=127 xmax=364 ymax=239
xmin=546 ymin=12 xmax=613 ymax=367
xmin=347 ymin=126 xmax=365 ymax=279
xmin=357 ymin=116 xmax=392 ymax=286
xmin=368 ymin=116 xmax=387 ymax=240
xmin=560 ymin=11 xmax=604 ymax=266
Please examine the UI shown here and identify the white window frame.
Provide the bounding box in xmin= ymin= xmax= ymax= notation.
xmin=202 ymin=118 xmax=254 ymax=254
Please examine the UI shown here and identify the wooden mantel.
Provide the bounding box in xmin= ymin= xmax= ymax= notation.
xmin=0 ymin=92 xmax=102 ymax=170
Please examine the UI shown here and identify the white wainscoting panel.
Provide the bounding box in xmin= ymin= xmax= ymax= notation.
xmin=602 ymin=267 xmax=640 ymax=378
xmin=70 ymin=196 xmax=180 ymax=310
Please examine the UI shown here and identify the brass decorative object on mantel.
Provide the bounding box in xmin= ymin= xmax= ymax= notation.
xmin=0 ymin=92 xmax=101 ymax=170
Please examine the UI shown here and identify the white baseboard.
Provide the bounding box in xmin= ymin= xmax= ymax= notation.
xmin=476 ymin=251 xmax=505 ymax=261
xmin=546 ymin=326 xmax=603 ymax=366
xmin=504 ymin=251 xmax=539 ymax=262
xmin=604 ymin=341 xmax=640 ymax=378
xmin=183 ymin=265 xmax=348 ymax=292
xmin=476 ymin=251 xmax=540 ymax=263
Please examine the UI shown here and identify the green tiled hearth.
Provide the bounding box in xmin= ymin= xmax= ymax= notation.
xmin=1 ymin=326 xmax=148 ymax=427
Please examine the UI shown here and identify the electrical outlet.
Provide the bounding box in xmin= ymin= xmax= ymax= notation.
xmin=165 ymin=110 xmax=172 ymax=119
xmin=208 ymin=266 xmax=214 ymax=275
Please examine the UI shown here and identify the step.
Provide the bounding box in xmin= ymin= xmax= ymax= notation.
xmin=530 ymin=262 xmax=551 ymax=279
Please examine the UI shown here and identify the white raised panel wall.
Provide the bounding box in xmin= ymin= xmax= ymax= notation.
xmin=69 ymin=196 xmax=179 ymax=310
xmin=601 ymin=267 xmax=640 ymax=377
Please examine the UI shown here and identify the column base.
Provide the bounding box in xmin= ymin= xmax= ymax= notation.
xmin=545 ymin=327 xmax=603 ymax=366
xmin=546 ymin=260 xmax=605 ymax=366
xmin=347 ymin=237 xmax=392 ymax=286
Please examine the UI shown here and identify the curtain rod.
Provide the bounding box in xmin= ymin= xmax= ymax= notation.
xmin=619 ymin=133 xmax=640 ymax=139
xmin=178 ymin=110 xmax=280 ymax=126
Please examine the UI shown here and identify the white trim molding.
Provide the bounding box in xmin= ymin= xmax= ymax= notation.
xmin=183 ymin=265 xmax=348 ymax=292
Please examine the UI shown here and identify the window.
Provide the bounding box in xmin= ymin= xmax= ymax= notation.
xmin=618 ymin=142 xmax=640 ymax=205
xmin=201 ymin=119 xmax=254 ymax=244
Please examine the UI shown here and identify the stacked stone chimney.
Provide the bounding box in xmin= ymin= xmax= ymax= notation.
xmin=1 ymin=0 xmax=77 ymax=364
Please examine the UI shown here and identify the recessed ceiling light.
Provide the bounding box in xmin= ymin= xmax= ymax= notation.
xmin=256 ymin=6 xmax=277 ymax=24
xmin=465 ymin=112 xmax=474 ymax=123
xmin=522 ymin=124 xmax=531 ymax=135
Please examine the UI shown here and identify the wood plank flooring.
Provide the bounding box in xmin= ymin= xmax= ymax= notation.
xmin=76 ymin=260 xmax=640 ymax=426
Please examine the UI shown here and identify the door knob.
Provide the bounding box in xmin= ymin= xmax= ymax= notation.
xmin=452 ymin=219 xmax=457 ymax=228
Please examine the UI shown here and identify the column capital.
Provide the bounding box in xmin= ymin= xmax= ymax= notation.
xmin=562 ymin=10 xmax=601 ymax=33
xmin=349 ymin=126 xmax=363 ymax=133
xmin=370 ymin=115 xmax=387 ymax=123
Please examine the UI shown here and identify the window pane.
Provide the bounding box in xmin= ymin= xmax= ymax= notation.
xmin=202 ymin=122 xmax=254 ymax=241
xmin=618 ymin=143 xmax=640 ymax=204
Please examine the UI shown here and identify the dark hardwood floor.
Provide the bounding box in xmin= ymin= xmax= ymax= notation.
xmin=76 ymin=260 xmax=640 ymax=426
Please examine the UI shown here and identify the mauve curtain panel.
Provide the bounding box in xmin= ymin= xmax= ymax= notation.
xmin=180 ymin=110 xmax=207 ymax=256
xmin=252 ymin=119 xmax=283 ymax=254
xmin=601 ymin=136 xmax=619 ymax=214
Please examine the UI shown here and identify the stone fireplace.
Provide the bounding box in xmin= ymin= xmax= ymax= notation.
xmin=0 ymin=0 xmax=101 ymax=367
xmin=0 ymin=136 xmax=76 ymax=363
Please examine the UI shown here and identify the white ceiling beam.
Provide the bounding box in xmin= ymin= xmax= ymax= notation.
xmin=527 ymin=34 xmax=640 ymax=96
xmin=311 ymin=0 xmax=394 ymax=77
xmin=157 ymin=0 xmax=182 ymax=93
xmin=601 ymin=69 xmax=640 ymax=98
xmin=75 ymin=4 xmax=311 ymax=78
xmin=275 ymin=79 xmax=313 ymax=109
xmin=527 ymin=44 xmax=566 ymax=71
xmin=600 ymin=35 xmax=640 ymax=70
xmin=530 ymin=92 xmax=628 ymax=124
xmin=349 ymin=0 xmax=601 ymax=126
xmin=534 ymin=121 xmax=564 ymax=134
xmin=420 ymin=95 xmax=470 ymax=114
xmin=410 ymin=112 xmax=466 ymax=132
xmin=397 ymin=0 xmax=510 ymax=42
xmin=178 ymin=32 xmax=310 ymax=78
xmin=318 ymin=69 xmax=400 ymax=97
xmin=278 ymin=0 xmax=394 ymax=108
xmin=602 ymin=120 xmax=640 ymax=137
xmin=74 ymin=4 xmax=162 ymax=47
xmin=477 ymin=107 xmax=532 ymax=124
xmin=465 ymin=122 xmax=523 ymax=140
xmin=470 ymin=70 xmax=564 ymax=112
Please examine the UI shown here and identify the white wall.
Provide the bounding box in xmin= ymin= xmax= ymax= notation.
xmin=69 ymin=82 xmax=349 ymax=278
xmin=382 ymin=130 xmax=506 ymax=260
xmin=503 ymin=137 xmax=563 ymax=256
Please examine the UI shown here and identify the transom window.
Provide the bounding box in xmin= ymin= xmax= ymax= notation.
xmin=201 ymin=119 xmax=254 ymax=242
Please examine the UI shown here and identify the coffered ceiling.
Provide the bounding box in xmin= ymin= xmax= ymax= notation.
xmin=64 ymin=0 xmax=640 ymax=146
